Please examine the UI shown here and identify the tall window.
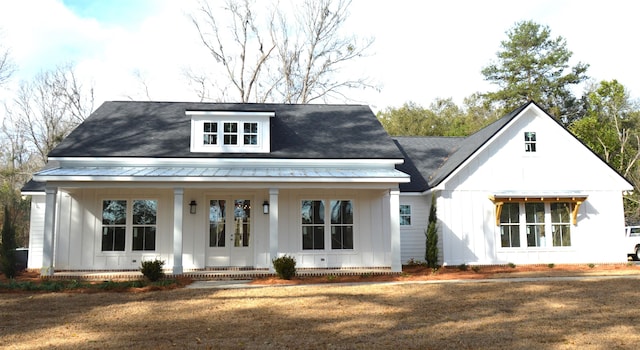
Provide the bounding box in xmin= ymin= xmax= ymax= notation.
xmin=132 ymin=200 xmax=157 ymax=251
xmin=331 ymin=200 xmax=353 ymax=249
xmin=102 ymin=200 xmax=127 ymax=251
xmin=524 ymin=131 xmax=536 ymax=152
xmin=525 ymin=203 xmax=545 ymax=247
xmin=243 ymin=122 xmax=258 ymax=145
xmin=400 ymin=204 xmax=412 ymax=226
xmin=500 ymin=203 xmax=520 ymax=248
xmin=551 ymin=202 xmax=571 ymax=246
xmin=209 ymin=200 xmax=226 ymax=247
xmin=302 ymin=200 xmax=325 ymax=250
xmin=233 ymin=200 xmax=251 ymax=247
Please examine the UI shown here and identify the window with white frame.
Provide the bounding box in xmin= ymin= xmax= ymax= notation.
xmin=524 ymin=131 xmax=536 ymax=152
xmin=497 ymin=201 xmax=574 ymax=249
xmin=499 ymin=203 xmax=520 ymax=248
xmin=400 ymin=204 xmax=412 ymax=226
xmin=189 ymin=111 xmax=273 ymax=153
xmin=302 ymin=199 xmax=354 ymax=250
xmin=101 ymin=199 xmax=157 ymax=252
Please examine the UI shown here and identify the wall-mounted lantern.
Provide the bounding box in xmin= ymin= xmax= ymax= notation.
xmin=263 ymin=201 xmax=269 ymax=214
xmin=189 ymin=200 xmax=197 ymax=215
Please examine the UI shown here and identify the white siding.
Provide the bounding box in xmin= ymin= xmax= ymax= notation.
xmin=27 ymin=195 xmax=45 ymax=269
xmin=399 ymin=194 xmax=429 ymax=264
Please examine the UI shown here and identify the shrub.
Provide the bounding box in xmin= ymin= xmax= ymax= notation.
xmin=508 ymin=262 xmax=516 ymax=268
xmin=471 ymin=266 xmax=480 ymax=273
xmin=272 ymin=255 xmax=296 ymax=280
xmin=140 ymin=259 xmax=165 ymax=282
xmin=458 ymin=263 xmax=468 ymax=271
xmin=588 ymin=263 xmax=595 ymax=269
xmin=547 ymin=263 xmax=555 ymax=268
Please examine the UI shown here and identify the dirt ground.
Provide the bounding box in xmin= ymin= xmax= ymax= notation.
xmin=3 ymin=264 xmax=640 ymax=349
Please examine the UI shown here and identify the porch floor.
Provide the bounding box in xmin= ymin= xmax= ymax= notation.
xmin=48 ymin=267 xmax=397 ymax=281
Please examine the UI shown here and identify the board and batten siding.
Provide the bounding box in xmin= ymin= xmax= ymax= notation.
xmin=26 ymin=195 xmax=46 ymax=269
xmin=399 ymin=194 xmax=430 ymax=264
xmin=437 ymin=107 xmax=630 ymax=265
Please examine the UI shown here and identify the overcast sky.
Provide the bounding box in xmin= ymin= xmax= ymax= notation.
xmin=0 ymin=0 xmax=638 ymax=112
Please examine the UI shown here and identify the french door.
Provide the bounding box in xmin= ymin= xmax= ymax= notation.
xmin=206 ymin=198 xmax=253 ymax=267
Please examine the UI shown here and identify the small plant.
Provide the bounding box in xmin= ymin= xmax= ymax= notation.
xmin=326 ymin=274 xmax=337 ymax=281
xmin=140 ymin=259 xmax=165 ymax=282
xmin=588 ymin=263 xmax=595 ymax=269
xmin=628 ymin=261 xmax=635 ymax=267
xmin=547 ymin=263 xmax=555 ymax=269
xmin=458 ymin=263 xmax=468 ymax=271
xmin=360 ymin=272 xmax=372 ymax=279
xmin=508 ymin=262 xmax=516 ymax=269
xmin=272 ymin=255 xmax=296 ymax=280
xmin=471 ymin=266 xmax=481 ymax=273
xmin=406 ymin=258 xmax=426 ymax=266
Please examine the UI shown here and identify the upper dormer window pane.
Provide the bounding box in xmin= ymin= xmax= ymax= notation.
xmin=224 ymin=122 xmax=238 ymax=145
xmin=524 ymin=131 xmax=536 ymax=152
xmin=244 ymin=122 xmax=258 ymax=145
xmin=203 ymin=122 xmax=217 ymax=145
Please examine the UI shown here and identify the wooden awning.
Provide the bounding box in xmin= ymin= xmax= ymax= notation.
xmin=489 ymin=193 xmax=588 ymax=226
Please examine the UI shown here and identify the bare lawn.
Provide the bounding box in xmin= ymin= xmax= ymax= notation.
xmin=3 ymin=265 xmax=640 ymax=349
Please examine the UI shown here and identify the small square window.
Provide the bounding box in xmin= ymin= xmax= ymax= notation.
xmin=524 ymin=132 xmax=536 ymax=152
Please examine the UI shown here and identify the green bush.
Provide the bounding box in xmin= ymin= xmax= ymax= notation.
xmin=508 ymin=262 xmax=516 ymax=268
xmin=458 ymin=263 xmax=468 ymax=271
xmin=140 ymin=259 xmax=165 ymax=282
xmin=272 ymin=255 xmax=296 ymax=280
xmin=425 ymin=194 xmax=439 ymax=269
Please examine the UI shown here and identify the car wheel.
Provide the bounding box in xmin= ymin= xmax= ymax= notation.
xmin=636 ymin=248 xmax=640 ymax=261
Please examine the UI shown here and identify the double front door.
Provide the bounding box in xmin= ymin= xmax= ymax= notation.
xmin=206 ymin=198 xmax=253 ymax=267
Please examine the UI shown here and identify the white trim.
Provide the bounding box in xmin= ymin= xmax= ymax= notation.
xmin=34 ymin=175 xmax=409 ymax=183
xmin=186 ymin=111 xmax=275 ymax=118
xmin=48 ymin=157 xmax=405 ymax=168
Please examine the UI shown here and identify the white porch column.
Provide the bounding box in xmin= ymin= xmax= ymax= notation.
xmin=173 ymin=188 xmax=184 ymax=275
xmin=41 ymin=186 xmax=57 ymax=276
xmin=268 ymin=188 xmax=279 ymax=273
xmin=390 ymin=189 xmax=401 ymax=272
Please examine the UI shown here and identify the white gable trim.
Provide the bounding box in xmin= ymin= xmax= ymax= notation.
xmin=433 ymin=103 xmax=633 ymax=191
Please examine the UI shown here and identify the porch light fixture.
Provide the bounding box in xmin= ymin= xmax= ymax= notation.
xmin=263 ymin=201 xmax=269 ymax=214
xmin=189 ymin=200 xmax=197 ymax=214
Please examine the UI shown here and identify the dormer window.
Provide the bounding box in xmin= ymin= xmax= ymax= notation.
xmin=524 ymin=131 xmax=536 ymax=152
xmin=189 ymin=111 xmax=273 ymax=153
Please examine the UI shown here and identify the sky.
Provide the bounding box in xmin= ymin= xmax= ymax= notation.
xmin=0 ymin=0 xmax=639 ymax=112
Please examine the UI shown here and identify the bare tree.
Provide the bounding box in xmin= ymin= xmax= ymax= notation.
xmin=9 ymin=64 xmax=94 ymax=164
xmin=0 ymin=33 xmax=15 ymax=87
xmin=188 ymin=0 xmax=373 ymax=103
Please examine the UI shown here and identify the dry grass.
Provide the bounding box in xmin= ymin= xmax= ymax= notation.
xmin=3 ymin=265 xmax=640 ymax=349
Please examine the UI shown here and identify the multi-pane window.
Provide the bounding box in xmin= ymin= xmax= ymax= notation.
xmin=551 ymin=203 xmax=571 ymax=246
xmin=400 ymin=204 xmax=411 ymax=226
xmin=526 ymin=203 xmax=545 ymax=247
xmin=209 ymin=200 xmax=226 ymax=247
xmin=244 ymin=122 xmax=258 ymax=145
xmin=302 ymin=200 xmax=325 ymax=250
xmin=102 ymin=200 xmax=127 ymax=251
xmin=132 ymin=200 xmax=157 ymax=251
xmin=223 ymin=122 xmax=238 ymax=145
xmin=233 ymin=200 xmax=251 ymax=247
xmin=331 ymin=200 xmax=353 ymax=249
xmin=203 ymin=122 xmax=217 ymax=145
xmin=500 ymin=203 xmax=520 ymax=248
xmin=524 ymin=131 xmax=536 ymax=152
xmin=102 ymin=199 xmax=157 ymax=252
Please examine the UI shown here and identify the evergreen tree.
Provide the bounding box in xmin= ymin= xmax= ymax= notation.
xmin=0 ymin=206 xmax=17 ymax=278
xmin=425 ymin=194 xmax=439 ymax=268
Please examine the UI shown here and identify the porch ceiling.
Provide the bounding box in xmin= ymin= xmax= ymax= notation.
xmin=34 ymin=166 xmax=410 ymax=183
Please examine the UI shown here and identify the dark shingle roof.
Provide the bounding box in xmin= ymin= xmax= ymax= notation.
xmin=49 ymin=101 xmax=404 ymax=160
xmin=393 ymin=137 xmax=463 ymax=192
xmin=394 ymin=102 xmax=531 ymax=192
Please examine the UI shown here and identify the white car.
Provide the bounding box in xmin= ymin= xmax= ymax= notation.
xmin=626 ymin=226 xmax=640 ymax=260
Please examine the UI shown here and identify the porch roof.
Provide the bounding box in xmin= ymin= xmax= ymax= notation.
xmin=34 ymin=166 xmax=410 ymax=183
